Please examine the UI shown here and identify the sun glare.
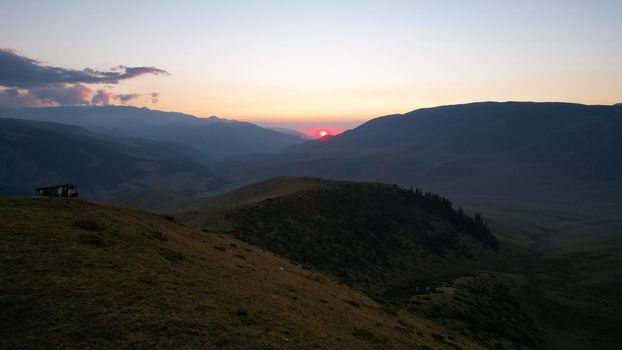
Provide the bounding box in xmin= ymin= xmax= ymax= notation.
xmin=319 ymin=130 xmax=328 ymax=137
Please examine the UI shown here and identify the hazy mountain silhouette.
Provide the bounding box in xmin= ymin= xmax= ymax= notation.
xmin=0 ymin=106 xmax=304 ymax=159
xmin=217 ymin=102 xmax=622 ymax=216
xmin=268 ymin=126 xmax=312 ymax=139
xmin=0 ymin=118 xmax=223 ymax=198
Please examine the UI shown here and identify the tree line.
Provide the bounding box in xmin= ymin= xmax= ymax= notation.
xmin=406 ymin=186 xmax=498 ymax=250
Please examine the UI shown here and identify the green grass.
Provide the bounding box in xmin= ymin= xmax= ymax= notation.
xmin=479 ymin=209 xmax=622 ymax=350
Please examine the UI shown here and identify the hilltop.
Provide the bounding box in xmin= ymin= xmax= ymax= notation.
xmin=109 ymin=176 xmax=357 ymax=215
xmin=174 ymin=177 xmax=543 ymax=349
xmin=177 ymin=177 xmax=499 ymax=290
xmin=0 ymin=197 xmax=486 ymax=350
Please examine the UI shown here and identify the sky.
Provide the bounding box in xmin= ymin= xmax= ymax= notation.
xmin=1 ymin=0 xmax=621 ymax=132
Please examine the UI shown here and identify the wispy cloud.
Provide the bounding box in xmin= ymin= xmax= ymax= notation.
xmin=115 ymin=92 xmax=160 ymax=104
xmin=0 ymin=49 xmax=168 ymax=107
xmin=0 ymin=49 xmax=168 ymax=88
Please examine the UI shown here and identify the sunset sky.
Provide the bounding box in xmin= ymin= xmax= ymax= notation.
xmin=1 ymin=0 xmax=621 ymax=131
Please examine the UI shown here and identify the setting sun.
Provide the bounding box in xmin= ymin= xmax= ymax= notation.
xmin=319 ymin=130 xmax=328 ymax=137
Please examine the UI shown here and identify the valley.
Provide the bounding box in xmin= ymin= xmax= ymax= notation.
xmin=1 ymin=103 xmax=621 ymax=349
xmin=168 ymin=176 xmax=622 ymax=350
xmin=2 ymin=2 xmax=621 ymax=348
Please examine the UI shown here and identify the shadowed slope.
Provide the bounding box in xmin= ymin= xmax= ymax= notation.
xmin=175 ymin=177 xmax=544 ymax=349
xmin=176 ymin=177 xmax=499 ymax=292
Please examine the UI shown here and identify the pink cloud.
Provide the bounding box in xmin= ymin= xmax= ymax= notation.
xmin=0 ymin=49 xmax=168 ymax=108
xmin=91 ymin=89 xmax=113 ymax=105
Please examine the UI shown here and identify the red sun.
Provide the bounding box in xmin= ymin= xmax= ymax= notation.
xmin=305 ymin=127 xmax=341 ymax=139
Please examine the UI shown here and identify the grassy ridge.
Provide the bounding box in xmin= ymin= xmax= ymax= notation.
xmin=179 ymin=180 xmax=498 ymax=292
xmin=0 ymin=197 xmax=484 ymax=349
xmin=175 ymin=177 xmax=541 ymax=349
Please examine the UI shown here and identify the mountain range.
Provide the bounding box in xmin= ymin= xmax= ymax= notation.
xmin=4 ymin=101 xmax=621 ymax=214
xmin=2 ymin=100 xmax=622 ymax=349
xmin=0 ymin=106 xmax=304 ymax=160
xmin=0 ymin=118 xmax=222 ymax=198
xmin=216 ymin=102 xmax=622 ymax=217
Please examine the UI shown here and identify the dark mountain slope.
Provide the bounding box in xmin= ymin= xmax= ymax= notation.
xmin=0 ymin=118 xmax=222 ymax=198
xmin=0 ymin=106 xmax=304 ymax=159
xmin=177 ymin=177 xmax=499 ymax=290
xmin=294 ymin=102 xmax=621 ymax=160
xmin=0 ymin=197 xmax=485 ymax=350
xmin=217 ymin=102 xmax=622 ymax=216
xmin=269 ymin=126 xmax=312 ymax=139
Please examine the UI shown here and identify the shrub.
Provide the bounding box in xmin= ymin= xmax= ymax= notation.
xmin=78 ymin=233 xmax=105 ymax=247
xmin=343 ymin=299 xmax=361 ymax=308
xmin=352 ymin=327 xmax=375 ymax=340
xmin=72 ymin=219 xmax=103 ymax=230
xmin=145 ymin=231 xmax=168 ymax=241
xmin=160 ymin=248 xmax=184 ymax=261
xmin=431 ymin=333 xmax=446 ymax=343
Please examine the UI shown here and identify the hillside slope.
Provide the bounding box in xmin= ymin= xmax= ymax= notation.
xmin=177 ymin=178 xmax=500 ymax=286
xmin=0 ymin=118 xmax=223 ymax=199
xmin=0 ymin=197 xmax=486 ymax=350
xmin=0 ymin=106 xmax=304 ymax=159
xmin=176 ymin=177 xmax=499 ymax=291
xmin=175 ymin=177 xmax=542 ymax=349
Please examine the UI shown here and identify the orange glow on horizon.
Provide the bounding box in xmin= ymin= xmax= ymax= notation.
xmin=305 ymin=127 xmax=344 ymax=138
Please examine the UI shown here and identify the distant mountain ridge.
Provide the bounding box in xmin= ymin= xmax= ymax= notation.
xmin=216 ymin=102 xmax=622 ymax=216
xmin=268 ymin=126 xmax=312 ymax=139
xmin=0 ymin=118 xmax=223 ymax=198
xmin=0 ymin=106 xmax=304 ymax=159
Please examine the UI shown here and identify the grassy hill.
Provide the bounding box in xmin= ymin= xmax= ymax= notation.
xmin=0 ymin=197 xmax=487 ymax=350
xmin=171 ymin=176 xmax=622 ymax=349
xmin=176 ymin=178 xmax=499 ymax=293
xmin=174 ymin=177 xmax=545 ymax=349
xmin=113 ymin=176 xmax=374 ymax=217
xmin=106 ymin=188 xmax=198 ymax=214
